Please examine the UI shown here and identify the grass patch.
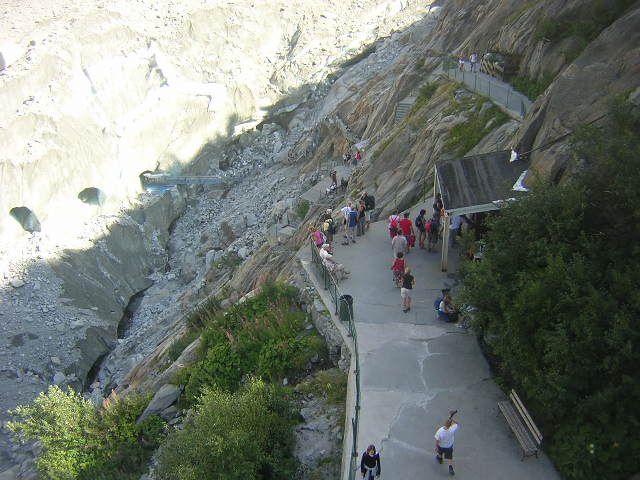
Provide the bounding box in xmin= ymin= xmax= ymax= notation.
xmin=166 ymin=328 xmax=200 ymax=362
xmin=213 ymin=251 xmax=242 ymax=270
xmin=510 ymin=75 xmax=552 ymax=100
xmin=444 ymin=99 xmax=510 ymax=156
xmin=295 ymin=199 xmax=310 ymax=220
xmin=408 ymin=82 xmax=439 ymax=116
xmin=297 ymin=368 xmax=347 ymax=405
xmin=178 ymin=283 xmax=327 ymax=403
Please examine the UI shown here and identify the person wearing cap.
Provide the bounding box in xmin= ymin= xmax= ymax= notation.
xmin=360 ymin=444 xmax=381 ymax=479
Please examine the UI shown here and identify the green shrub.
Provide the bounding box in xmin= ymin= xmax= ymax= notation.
xmin=180 ymin=283 xmax=324 ymax=402
xmin=460 ymin=97 xmax=640 ymax=480
xmin=409 ymin=82 xmax=439 ymax=115
xmin=297 ymin=368 xmax=348 ymax=405
xmin=156 ymin=378 xmax=297 ymax=480
xmin=510 ymin=75 xmax=552 ymax=100
xmin=444 ymin=101 xmax=510 ymax=156
xmin=295 ymin=199 xmax=310 ymax=220
xmin=8 ymin=386 xmax=164 ymax=480
xmin=166 ymin=328 xmax=200 ymax=362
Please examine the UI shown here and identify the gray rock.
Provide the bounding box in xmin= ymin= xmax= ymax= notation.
xmin=52 ymin=372 xmax=66 ymax=385
xmin=137 ymin=384 xmax=181 ymax=423
xmin=237 ymin=247 xmax=250 ymax=259
xmin=10 ymin=279 xmax=25 ymax=289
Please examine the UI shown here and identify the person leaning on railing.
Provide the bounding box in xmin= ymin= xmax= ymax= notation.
xmin=319 ymin=244 xmax=350 ymax=280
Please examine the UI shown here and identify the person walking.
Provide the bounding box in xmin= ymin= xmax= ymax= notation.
xmin=357 ymin=200 xmax=366 ymax=236
xmin=427 ymin=215 xmax=440 ymax=252
xmin=360 ymin=444 xmax=381 ymax=480
xmin=458 ymin=53 xmax=465 ymax=71
xmin=470 ymin=51 xmax=478 ymax=72
xmin=361 ymin=191 xmax=375 ymax=230
xmin=391 ymin=252 xmax=406 ymax=287
xmin=388 ymin=211 xmax=401 ymax=239
xmin=435 ymin=412 xmax=459 ymax=476
xmin=401 ymin=267 xmax=414 ymax=313
xmin=449 ymin=215 xmax=464 ymax=247
xmin=399 ymin=212 xmax=415 ymax=251
xmin=391 ymin=230 xmax=407 ymax=258
xmin=433 ymin=193 xmax=443 ymax=219
xmin=343 ymin=205 xmax=358 ymax=245
xmin=415 ymin=209 xmax=427 ymax=249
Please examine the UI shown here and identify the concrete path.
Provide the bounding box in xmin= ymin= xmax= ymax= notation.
xmin=319 ymin=205 xmax=560 ymax=479
xmin=442 ymin=66 xmax=532 ymax=119
xmin=300 ymin=165 xmax=353 ymax=204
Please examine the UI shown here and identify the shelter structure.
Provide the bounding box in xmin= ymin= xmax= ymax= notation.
xmin=433 ymin=150 xmax=529 ymax=271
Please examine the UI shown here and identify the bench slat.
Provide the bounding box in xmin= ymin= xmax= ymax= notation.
xmin=498 ymin=402 xmax=537 ymax=455
xmin=510 ymin=390 xmax=543 ymax=445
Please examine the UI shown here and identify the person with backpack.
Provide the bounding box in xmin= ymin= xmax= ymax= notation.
xmin=399 ymin=212 xmax=415 ymax=251
xmin=391 ymin=252 xmax=406 ymax=287
xmin=343 ymin=205 xmax=359 ymax=245
xmin=427 ymin=215 xmax=440 ymax=252
xmin=415 ymin=209 xmax=427 ymax=249
xmin=388 ymin=211 xmax=400 ymax=239
xmin=361 ymin=192 xmax=375 ymax=229
xmin=357 ymin=200 xmax=366 ymax=236
xmin=322 ymin=214 xmax=336 ymax=244
xmin=309 ymin=224 xmax=326 ymax=249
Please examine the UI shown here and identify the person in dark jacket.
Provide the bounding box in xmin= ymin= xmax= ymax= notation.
xmin=360 ymin=444 xmax=381 ymax=479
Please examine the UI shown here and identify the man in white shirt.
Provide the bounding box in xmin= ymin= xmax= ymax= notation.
xmin=449 ymin=215 xmax=464 ymax=247
xmin=435 ymin=416 xmax=459 ymax=475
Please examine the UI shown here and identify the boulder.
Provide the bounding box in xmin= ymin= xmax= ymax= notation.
xmin=137 ymin=384 xmax=181 ymax=424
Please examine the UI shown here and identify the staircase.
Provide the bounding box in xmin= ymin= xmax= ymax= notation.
xmin=394 ymin=94 xmax=417 ymax=125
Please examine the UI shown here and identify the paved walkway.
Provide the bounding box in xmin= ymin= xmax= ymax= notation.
xmin=305 ymin=204 xmax=560 ymax=479
xmin=300 ymin=165 xmax=353 ymax=204
xmin=442 ymin=66 xmax=532 ymax=119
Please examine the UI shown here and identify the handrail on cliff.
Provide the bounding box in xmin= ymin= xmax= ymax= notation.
xmin=309 ymin=240 xmax=361 ymax=480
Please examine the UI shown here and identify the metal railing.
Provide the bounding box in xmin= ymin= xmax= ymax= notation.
xmin=441 ymin=57 xmax=532 ymax=119
xmin=309 ymin=240 xmax=361 ymax=480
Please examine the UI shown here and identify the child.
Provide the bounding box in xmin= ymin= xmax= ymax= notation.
xmin=391 ymin=252 xmax=406 ymax=287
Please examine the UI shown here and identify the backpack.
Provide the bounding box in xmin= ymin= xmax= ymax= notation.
xmin=415 ymin=215 xmax=425 ymax=231
xmin=348 ymin=210 xmax=358 ymax=226
xmin=389 ymin=216 xmax=399 ymax=230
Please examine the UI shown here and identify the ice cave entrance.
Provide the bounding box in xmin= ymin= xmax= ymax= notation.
xmin=78 ymin=187 xmax=107 ymax=206
xmin=9 ymin=207 xmax=41 ymax=233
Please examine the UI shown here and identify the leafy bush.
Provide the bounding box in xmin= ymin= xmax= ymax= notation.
xmin=8 ymin=386 xmax=164 ymax=480
xmin=156 ymin=378 xmax=297 ymax=480
xmin=444 ymin=100 xmax=509 ymax=156
xmin=180 ymin=282 xmax=325 ymax=402
xmin=295 ymin=199 xmax=310 ymax=220
xmin=510 ymin=75 xmax=552 ymax=100
xmin=297 ymin=368 xmax=348 ymax=405
xmin=460 ymin=98 xmax=640 ymax=480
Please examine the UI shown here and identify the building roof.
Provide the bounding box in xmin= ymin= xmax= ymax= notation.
xmin=436 ymin=150 xmax=529 ymax=216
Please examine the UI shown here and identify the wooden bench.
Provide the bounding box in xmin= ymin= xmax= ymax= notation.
xmin=498 ymin=390 xmax=543 ymax=460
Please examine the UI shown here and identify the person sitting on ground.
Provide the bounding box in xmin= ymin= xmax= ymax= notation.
xmin=438 ymin=293 xmax=459 ymax=323
xmin=319 ymin=244 xmax=349 ymax=279
xmin=391 ymin=252 xmax=406 ymax=288
xmin=399 ymin=211 xmax=415 ymax=250
xmin=391 ymin=230 xmax=407 ymax=258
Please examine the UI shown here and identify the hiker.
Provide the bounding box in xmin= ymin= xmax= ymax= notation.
xmin=415 ymin=209 xmax=427 ymax=249
xmin=330 ymin=169 xmax=337 ymax=185
xmin=449 ymin=215 xmax=464 ymax=247
xmin=435 ymin=415 xmax=460 ymax=476
xmin=401 ymin=267 xmax=414 ymax=313
xmin=458 ymin=53 xmax=465 ymax=71
xmin=344 ymin=152 xmax=352 ymax=165
xmin=360 ymin=444 xmax=381 ymax=480
xmin=391 ymin=252 xmax=406 ymax=288
xmin=438 ymin=292 xmax=459 ymax=323
xmin=361 ymin=191 xmax=375 ymax=229
xmin=427 ymin=215 xmax=440 ymax=252
xmin=340 ymin=176 xmax=349 ymax=193
xmin=399 ymin=212 xmax=415 ymax=251
xmin=388 ymin=211 xmax=401 ymax=239
xmin=357 ymin=200 xmax=366 ymax=236
xmin=325 ymin=182 xmax=337 ymax=196
xmin=433 ymin=193 xmax=443 ymax=219
xmin=341 ymin=202 xmax=353 ymax=235
xmin=309 ymin=225 xmax=326 ymax=249
xmin=355 ymin=149 xmax=362 ymax=164
xmin=343 ymin=205 xmax=358 ymax=245
xmin=321 ymin=210 xmax=337 ymax=244
xmin=470 ymin=51 xmax=478 ymax=72
xmin=319 ymin=244 xmax=349 ymax=280
xmin=391 ymin=230 xmax=407 ymax=258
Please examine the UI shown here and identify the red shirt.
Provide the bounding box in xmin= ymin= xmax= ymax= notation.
xmin=392 ymin=258 xmax=405 ymax=272
xmin=399 ymin=218 xmax=413 ymax=236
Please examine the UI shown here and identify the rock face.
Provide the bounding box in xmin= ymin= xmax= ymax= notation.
xmin=0 ymin=0 xmax=430 ymax=245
